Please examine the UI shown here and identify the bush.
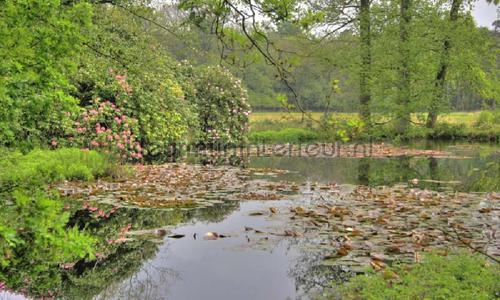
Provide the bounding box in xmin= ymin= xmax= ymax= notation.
xmin=340 ymin=252 xmax=499 ymax=300
xmin=430 ymin=123 xmax=466 ymax=139
xmin=73 ymin=60 xmax=197 ymax=157
xmin=69 ymin=99 xmax=143 ymax=161
xmin=475 ymin=110 xmax=499 ymax=128
xmin=191 ymin=65 xmax=251 ymax=145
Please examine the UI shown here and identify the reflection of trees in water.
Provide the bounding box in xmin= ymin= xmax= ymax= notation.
xmin=61 ymin=201 xmax=240 ymax=299
xmin=95 ymin=257 xmax=180 ymax=300
xmin=464 ymin=152 xmax=500 ymax=192
xmin=283 ymin=236 xmax=354 ymax=297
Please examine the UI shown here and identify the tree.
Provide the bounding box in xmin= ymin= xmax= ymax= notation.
xmin=396 ymin=0 xmax=412 ymax=134
xmin=426 ymin=0 xmax=500 ymax=128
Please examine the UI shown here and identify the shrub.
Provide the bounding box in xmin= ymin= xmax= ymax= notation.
xmin=340 ymin=252 xmax=499 ymax=300
xmin=73 ymin=59 xmax=196 ymax=157
xmin=475 ymin=110 xmax=498 ymax=128
xmin=69 ymin=99 xmax=144 ymax=161
xmin=430 ymin=123 xmax=466 ymax=139
xmin=192 ymin=65 xmax=251 ymax=145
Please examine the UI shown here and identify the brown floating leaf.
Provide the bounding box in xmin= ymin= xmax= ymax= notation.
xmin=284 ymin=230 xmax=302 ymax=237
xmin=370 ymin=260 xmax=386 ymax=271
xmin=269 ymin=207 xmax=278 ymax=214
xmin=249 ymin=212 xmax=264 ymax=216
xmin=168 ymin=234 xmax=185 ymax=239
xmin=204 ymin=232 xmax=219 ymax=240
xmin=337 ymin=246 xmax=350 ymax=257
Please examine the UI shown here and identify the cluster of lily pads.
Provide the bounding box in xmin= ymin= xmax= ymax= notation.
xmin=58 ymin=162 xmax=498 ymax=273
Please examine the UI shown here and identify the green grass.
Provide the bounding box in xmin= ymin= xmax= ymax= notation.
xmin=249 ymin=128 xmax=321 ymax=143
xmin=337 ymin=251 xmax=499 ymax=300
xmin=249 ymin=111 xmax=500 ymax=142
xmin=0 ymin=148 xmax=122 ymax=194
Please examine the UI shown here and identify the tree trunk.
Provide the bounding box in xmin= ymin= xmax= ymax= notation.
xmin=359 ymin=0 xmax=372 ymax=128
xmin=396 ymin=0 xmax=412 ymax=134
xmin=426 ymin=0 xmax=461 ymax=128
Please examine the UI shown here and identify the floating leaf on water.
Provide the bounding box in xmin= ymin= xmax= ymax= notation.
xmin=168 ymin=234 xmax=185 ymax=239
xmin=204 ymin=232 xmax=219 ymax=240
xmin=249 ymin=212 xmax=264 ymax=216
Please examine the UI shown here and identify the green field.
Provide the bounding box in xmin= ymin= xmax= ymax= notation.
xmin=250 ymin=111 xmax=483 ymax=124
xmin=249 ymin=111 xmax=499 ymax=142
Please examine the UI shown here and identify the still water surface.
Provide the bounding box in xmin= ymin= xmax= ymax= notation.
xmin=1 ymin=142 xmax=498 ymax=299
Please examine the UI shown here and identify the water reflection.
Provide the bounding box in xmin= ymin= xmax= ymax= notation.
xmin=249 ymin=152 xmax=499 ymax=192
xmin=61 ymin=201 xmax=240 ymax=300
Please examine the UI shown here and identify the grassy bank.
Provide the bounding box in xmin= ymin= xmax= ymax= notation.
xmin=335 ymin=251 xmax=499 ymax=300
xmin=249 ymin=111 xmax=500 ymax=143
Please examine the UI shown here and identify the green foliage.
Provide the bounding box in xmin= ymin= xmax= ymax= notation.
xmin=0 ymin=148 xmax=113 ymax=194
xmin=340 ymin=252 xmax=499 ymax=300
xmin=475 ymin=110 xmax=500 ymax=128
xmin=191 ymin=65 xmax=251 ymax=145
xmin=0 ymin=191 xmax=95 ymax=297
xmin=0 ymin=148 xmax=113 ymax=297
xmin=72 ymin=5 xmax=198 ymax=156
xmin=249 ymin=128 xmax=319 ymax=143
xmin=0 ymin=0 xmax=92 ymax=148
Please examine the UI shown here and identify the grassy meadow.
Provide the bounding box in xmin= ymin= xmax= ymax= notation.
xmin=249 ymin=111 xmax=500 ymax=143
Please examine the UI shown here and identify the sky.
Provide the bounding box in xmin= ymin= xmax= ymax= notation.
xmin=473 ymin=0 xmax=499 ymax=28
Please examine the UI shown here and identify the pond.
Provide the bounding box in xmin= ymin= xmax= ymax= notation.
xmin=1 ymin=142 xmax=498 ymax=299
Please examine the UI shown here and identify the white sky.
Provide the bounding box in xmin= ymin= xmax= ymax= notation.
xmin=473 ymin=0 xmax=499 ymax=28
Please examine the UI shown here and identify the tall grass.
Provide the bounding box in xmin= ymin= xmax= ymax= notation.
xmin=0 ymin=148 xmax=118 ymax=193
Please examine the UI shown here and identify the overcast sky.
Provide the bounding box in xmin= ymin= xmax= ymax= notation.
xmin=473 ymin=0 xmax=499 ymax=28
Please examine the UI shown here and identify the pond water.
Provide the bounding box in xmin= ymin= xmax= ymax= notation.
xmin=1 ymin=142 xmax=498 ymax=300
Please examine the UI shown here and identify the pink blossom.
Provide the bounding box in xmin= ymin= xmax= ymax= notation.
xmin=137 ymin=153 xmax=143 ymax=159
xmin=51 ymin=139 xmax=58 ymax=146
xmin=89 ymin=109 xmax=98 ymax=115
xmin=117 ymin=143 xmax=125 ymax=150
xmin=107 ymin=135 xmax=113 ymax=141
xmin=90 ymin=140 xmax=99 ymax=147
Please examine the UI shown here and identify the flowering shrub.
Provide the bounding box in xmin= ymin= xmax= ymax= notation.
xmin=71 ymin=99 xmax=143 ymax=161
xmin=73 ymin=63 xmax=197 ymax=157
xmin=193 ymin=66 xmax=251 ymax=145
